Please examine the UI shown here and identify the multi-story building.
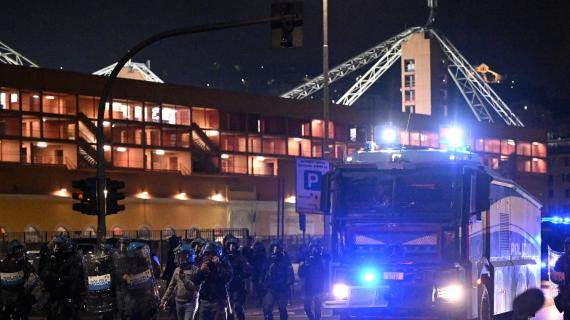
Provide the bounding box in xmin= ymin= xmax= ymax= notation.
xmin=546 ymin=138 xmax=570 ymax=215
xmin=0 ymin=61 xmax=547 ymax=240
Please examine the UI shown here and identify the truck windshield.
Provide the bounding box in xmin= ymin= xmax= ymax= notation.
xmin=340 ymin=169 xmax=454 ymax=216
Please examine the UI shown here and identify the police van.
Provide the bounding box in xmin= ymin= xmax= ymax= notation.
xmin=321 ymin=147 xmax=541 ymax=319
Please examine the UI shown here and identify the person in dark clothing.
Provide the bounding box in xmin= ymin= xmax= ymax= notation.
xmin=553 ymin=238 xmax=570 ymax=319
xmin=298 ymin=241 xmax=326 ymax=320
xmin=223 ymin=235 xmax=252 ymax=320
xmin=162 ymin=235 xmax=181 ymax=320
xmin=40 ymin=237 xmax=83 ymax=320
xmin=163 ymin=235 xmax=182 ymax=282
xmin=0 ymin=240 xmax=35 ymax=320
xmin=251 ymin=241 xmax=268 ymax=307
xmin=262 ymin=240 xmax=294 ymax=320
xmin=193 ymin=241 xmax=233 ymax=320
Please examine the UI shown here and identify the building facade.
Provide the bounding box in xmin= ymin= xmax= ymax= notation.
xmin=0 ymin=63 xmax=547 ymax=239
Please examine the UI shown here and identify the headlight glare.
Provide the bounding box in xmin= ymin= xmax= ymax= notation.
xmin=333 ymin=283 xmax=349 ymax=300
xmin=436 ymin=284 xmax=463 ymax=303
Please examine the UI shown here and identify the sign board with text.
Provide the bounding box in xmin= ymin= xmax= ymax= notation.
xmin=295 ymin=158 xmax=330 ymax=213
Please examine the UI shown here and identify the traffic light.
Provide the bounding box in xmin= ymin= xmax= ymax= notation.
xmin=271 ymin=1 xmax=303 ymax=48
xmin=72 ymin=178 xmax=97 ymax=215
xmin=106 ymin=179 xmax=125 ymax=215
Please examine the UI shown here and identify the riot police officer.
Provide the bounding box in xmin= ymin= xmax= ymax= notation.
xmin=193 ymin=241 xmax=233 ymax=320
xmin=41 ymin=236 xmax=83 ymax=320
xmin=160 ymin=243 xmax=199 ymax=320
xmin=298 ymin=240 xmax=326 ymax=320
xmin=0 ymin=239 xmax=34 ymax=319
xmin=262 ymin=240 xmax=294 ymax=320
xmin=251 ymin=241 xmax=268 ymax=307
xmin=119 ymin=241 xmax=160 ymax=320
xmin=553 ymin=238 xmax=570 ymax=319
xmin=223 ymin=235 xmax=252 ymax=320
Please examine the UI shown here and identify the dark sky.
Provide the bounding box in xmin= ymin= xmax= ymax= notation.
xmin=2 ymin=1 xmax=569 ymax=115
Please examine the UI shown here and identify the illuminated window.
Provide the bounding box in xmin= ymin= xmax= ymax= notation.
xmin=288 ymin=138 xmax=310 ymax=157
xmin=113 ymin=123 xmax=143 ymax=145
xmin=500 ymin=140 xmax=516 ymax=155
xmin=221 ymin=154 xmax=247 ymax=174
xmin=532 ymin=142 xmax=546 ymax=158
xmin=113 ymin=147 xmax=144 ymax=169
xmin=516 ymin=142 xmax=531 ymax=156
xmin=162 ymin=104 xmax=191 ymax=125
xmin=21 ymin=91 xmax=40 ymax=112
xmin=262 ymin=137 xmax=286 ymax=155
xmin=249 ymin=136 xmax=261 ymax=153
xmin=163 ymin=226 xmax=176 ymax=237
xmin=516 ymin=159 xmax=532 ymax=173
xmin=43 ymin=117 xmax=76 ymax=140
xmin=163 ymin=127 xmax=190 ymax=148
xmin=0 ymin=88 xmax=19 ymax=110
xmin=83 ymin=226 xmax=96 ymax=237
xmin=144 ymin=102 xmax=161 ymax=123
xmin=404 ymin=59 xmax=415 ymax=72
xmin=311 ymin=120 xmax=324 ymax=138
xmin=0 ymin=139 xmax=19 ymax=163
xmin=221 ymin=134 xmax=247 ymax=152
xmin=249 ymin=156 xmax=277 ymax=176
xmin=404 ymin=90 xmax=415 ymax=102
xmin=22 ymin=115 xmax=41 ymax=138
xmin=192 ymin=107 xmax=219 ymax=129
xmin=42 ymin=92 xmax=76 ymax=115
xmin=404 ymin=75 xmax=415 ymax=87
xmin=312 ymin=142 xmax=323 ymax=158
xmin=532 ymin=158 xmax=547 ymax=173
xmin=0 ymin=113 xmax=20 ymax=136
xmin=55 ymin=226 xmax=69 ymax=236
xmin=484 ymin=139 xmax=501 ymax=154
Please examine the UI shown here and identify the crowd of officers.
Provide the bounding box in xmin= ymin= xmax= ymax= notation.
xmin=0 ymin=234 xmax=328 ymax=320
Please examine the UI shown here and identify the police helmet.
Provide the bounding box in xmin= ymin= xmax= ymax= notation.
xmin=127 ymin=241 xmax=147 ymax=257
xmin=191 ymin=237 xmax=206 ymax=250
xmin=202 ymin=241 xmax=222 ymax=257
xmin=224 ymin=235 xmax=240 ymax=252
xmin=63 ymin=238 xmax=76 ymax=254
xmin=52 ymin=236 xmax=66 ymax=253
xmin=7 ymin=239 xmax=24 ymax=256
xmin=174 ymin=243 xmax=196 ymax=265
xmin=269 ymin=240 xmax=284 ymax=260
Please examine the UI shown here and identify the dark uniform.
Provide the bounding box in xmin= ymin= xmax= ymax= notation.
xmin=251 ymin=241 xmax=268 ymax=307
xmin=298 ymin=242 xmax=326 ymax=320
xmin=193 ymin=241 xmax=233 ymax=320
xmin=224 ymin=235 xmax=252 ymax=320
xmin=118 ymin=241 xmax=159 ymax=320
xmin=40 ymin=237 xmax=83 ymax=320
xmin=262 ymin=241 xmax=294 ymax=320
xmin=0 ymin=240 xmax=34 ymax=320
xmin=554 ymin=238 xmax=570 ymax=319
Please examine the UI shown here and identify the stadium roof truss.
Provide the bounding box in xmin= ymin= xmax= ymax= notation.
xmin=280 ymin=27 xmax=524 ymax=127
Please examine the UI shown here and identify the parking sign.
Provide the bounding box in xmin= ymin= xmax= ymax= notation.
xmin=296 ymin=158 xmax=330 ymax=213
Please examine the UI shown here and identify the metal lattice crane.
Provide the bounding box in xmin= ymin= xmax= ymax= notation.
xmin=0 ymin=41 xmax=38 ymax=67
xmin=281 ymin=27 xmax=524 ymax=127
xmin=280 ymin=27 xmax=421 ymax=100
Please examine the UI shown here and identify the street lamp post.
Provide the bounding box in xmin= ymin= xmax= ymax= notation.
xmin=94 ymin=15 xmax=300 ymax=245
xmin=322 ymin=0 xmax=331 ymax=248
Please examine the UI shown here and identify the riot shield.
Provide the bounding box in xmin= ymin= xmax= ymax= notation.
xmin=115 ymin=243 xmax=160 ymax=318
xmin=82 ymin=252 xmax=116 ymax=314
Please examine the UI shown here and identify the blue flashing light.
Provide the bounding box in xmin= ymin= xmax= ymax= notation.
xmin=564 ymin=217 xmax=570 ymax=223
xmin=541 ymin=261 xmax=547 ymax=269
xmin=359 ymin=268 xmax=380 ymax=285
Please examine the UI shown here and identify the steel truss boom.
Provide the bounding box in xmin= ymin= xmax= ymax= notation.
xmin=336 ymin=34 xmax=406 ymax=106
xmin=280 ymin=27 xmax=421 ymax=100
xmin=0 ymin=41 xmax=38 ymax=67
xmin=429 ymin=29 xmax=524 ymax=126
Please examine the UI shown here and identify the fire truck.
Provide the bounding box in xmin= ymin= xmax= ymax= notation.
xmin=321 ymin=148 xmax=541 ymax=319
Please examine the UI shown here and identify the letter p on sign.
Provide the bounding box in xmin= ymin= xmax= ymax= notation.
xmin=304 ymin=171 xmax=321 ymax=191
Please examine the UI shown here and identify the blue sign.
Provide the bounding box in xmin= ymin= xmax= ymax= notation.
xmin=296 ymin=158 xmax=330 ymax=213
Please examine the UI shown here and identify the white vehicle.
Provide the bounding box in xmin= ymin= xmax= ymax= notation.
xmin=321 ymin=148 xmax=541 ymax=319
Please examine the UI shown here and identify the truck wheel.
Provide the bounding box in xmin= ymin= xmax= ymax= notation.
xmin=479 ymin=285 xmax=492 ymax=320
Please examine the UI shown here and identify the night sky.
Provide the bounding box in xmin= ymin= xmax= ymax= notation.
xmin=2 ymin=1 xmax=569 ymax=122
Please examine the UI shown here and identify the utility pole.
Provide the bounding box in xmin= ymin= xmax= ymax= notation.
xmin=322 ymin=0 xmax=331 ymax=247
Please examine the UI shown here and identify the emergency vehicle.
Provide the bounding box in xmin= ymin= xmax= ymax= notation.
xmin=321 ymin=147 xmax=541 ymax=319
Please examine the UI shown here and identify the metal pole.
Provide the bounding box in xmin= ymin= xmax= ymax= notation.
xmin=94 ymin=15 xmax=300 ymax=245
xmin=322 ymin=0 xmax=331 ymax=248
